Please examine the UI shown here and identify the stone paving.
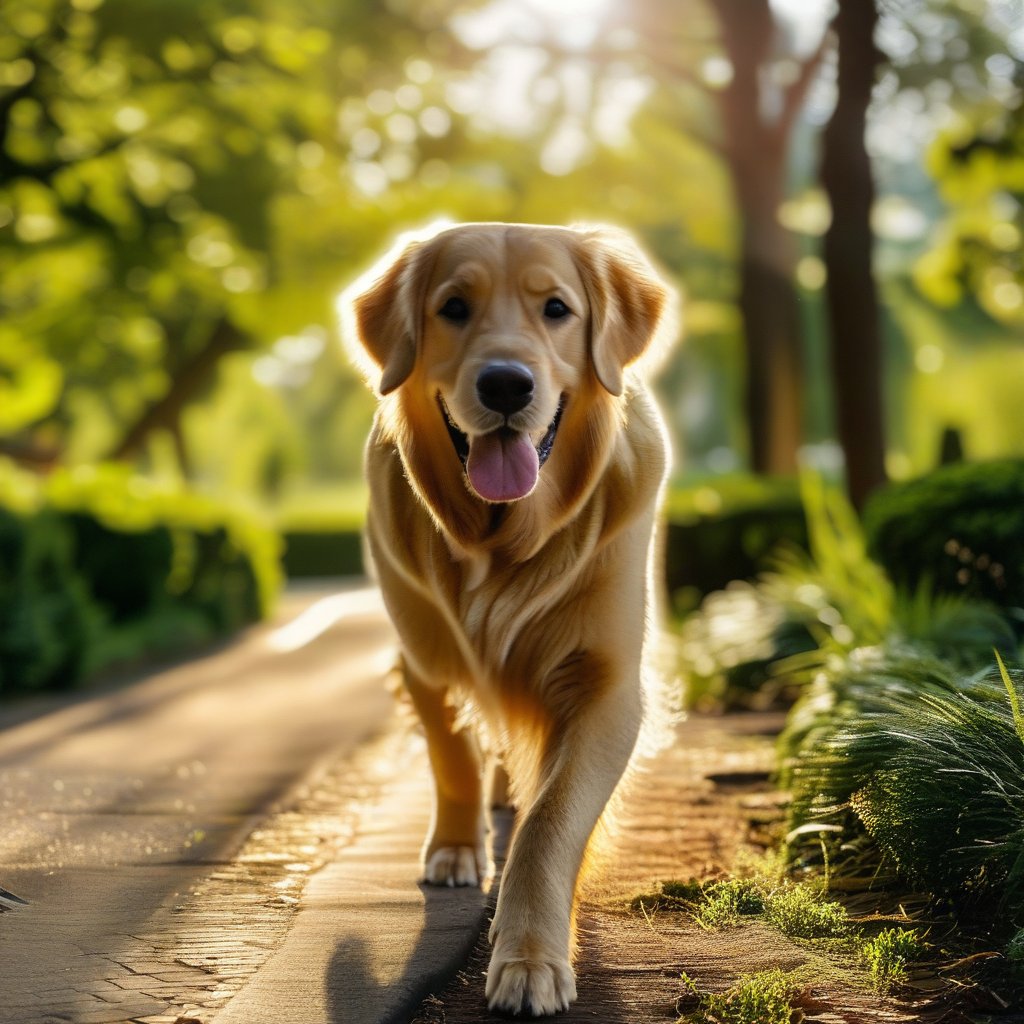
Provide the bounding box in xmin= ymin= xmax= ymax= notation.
xmin=2 ymin=724 xmax=414 ymax=1024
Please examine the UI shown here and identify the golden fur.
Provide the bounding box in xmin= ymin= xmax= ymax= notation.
xmin=342 ymin=222 xmax=676 ymax=1017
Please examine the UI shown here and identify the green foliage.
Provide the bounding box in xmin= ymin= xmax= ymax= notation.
xmin=861 ymin=928 xmax=925 ymax=993
xmin=642 ymin=875 xmax=848 ymax=940
xmin=664 ymin=475 xmax=806 ymax=614
xmin=864 ymin=459 xmax=1024 ymax=618
xmin=675 ymin=580 xmax=815 ymax=710
xmin=1008 ymin=928 xmax=1024 ymax=966
xmin=631 ymin=879 xmax=706 ymax=915
xmin=692 ymin=879 xmax=767 ymax=929
xmin=676 ymin=473 xmax=890 ymax=710
xmin=785 ymin=652 xmax=1024 ymax=932
xmin=761 ymin=884 xmax=850 ymax=939
xmin=680 ymin=470 xmax=1018 ymax=712
xmin=678 ymin=968 xmax=798 ymax=1024
xmin=768 ymin=472 xmax=895 ymax=652
xmin=918 ymin=101 xmax=1024 ymax=328
xmin=997 ymin=650 xmax=1024 ymax=746
xmin=0 ymin=458 xmax=280 ymax=691
xmin=0 ymin=508 xmax=98 ymax=690
xmin=44 ymin=463 xmax=281 ymax=617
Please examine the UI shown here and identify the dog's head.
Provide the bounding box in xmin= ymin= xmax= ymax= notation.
xmin=343 ymin=222 xmax=673 ymax=504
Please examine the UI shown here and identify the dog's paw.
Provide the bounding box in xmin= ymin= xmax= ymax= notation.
xmin=422 ymin=845 xmax=486 ymax=887
xmin=485 ymin=954 xmax=576 ymax=1017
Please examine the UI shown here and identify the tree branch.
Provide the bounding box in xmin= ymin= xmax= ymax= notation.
xmin=109 ymin=319 xmax=246 ymax=462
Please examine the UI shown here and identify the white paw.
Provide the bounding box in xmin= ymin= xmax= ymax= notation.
xmin=485 ymin=954 xmax=576 ymax=1017
xmin=422 ymin=845 xmax=486 ymax=887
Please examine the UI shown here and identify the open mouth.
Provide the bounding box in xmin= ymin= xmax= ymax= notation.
xmin=438 ymin=394 xmax=565 ymax=503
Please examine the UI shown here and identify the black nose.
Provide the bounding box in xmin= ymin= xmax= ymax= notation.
xmin=476 ymin=361 xmax=534 ymax=415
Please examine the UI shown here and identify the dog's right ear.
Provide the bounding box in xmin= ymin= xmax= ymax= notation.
xmin=344 ymin=239 xmax=427 ymax=395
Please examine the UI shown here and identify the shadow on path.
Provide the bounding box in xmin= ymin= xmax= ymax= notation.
xmin=325 ymin=883 xmax=493 ymax=1024
xmin=326 ymin=809 xmax=514 ymax=1024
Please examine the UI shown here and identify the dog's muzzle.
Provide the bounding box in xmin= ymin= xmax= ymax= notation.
xmin=438 ymin=394 xmax=566 ymax=503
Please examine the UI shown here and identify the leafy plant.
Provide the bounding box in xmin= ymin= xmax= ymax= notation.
xmin=864 ymin=459 xmax=1024 ymax=616
xmin=785 ymin=654 xmax=1024 ymax=932
xmin=861 ymin=928 xmax=925 ymax=992
xmin=693 ymin=879 xmax=767 ymax=929
xmin=678 ymin=969 xmax=799 ymax=1024
xmin=762 ymin=884 xmax=850 ymax=939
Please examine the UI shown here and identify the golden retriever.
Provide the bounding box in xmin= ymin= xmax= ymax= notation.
xmin=342 ymin=222 xmax=675 ymax=1016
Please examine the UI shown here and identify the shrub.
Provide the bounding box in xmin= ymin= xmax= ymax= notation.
xmin=276 ymin=486 xmax=366 ymax=578
xmin=0 ymin=460 xmax=282 ymax=692
xmin=0 ymin=508 xmax=97 ymax=691
xmin=663 ymin=475 xmax=805 ymax=611
xmin=680 ymin=471 xmax=1017 ymax=712
xmin=864 ymin=458 xmax=1024 ymax=619
xmin=45 ymin=464 xmax=281 ymax=620
xmin=784 ymin=653 xmax=1024 ymax=934
xmin=282 ymin=529 xmax=364 ymax=577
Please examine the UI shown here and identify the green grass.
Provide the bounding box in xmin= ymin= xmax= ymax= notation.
xmin=631 ymin=879 xmax=705 ymax=915
xmin=636 ymin=877 xmax=850 ymax=939
xmin=762 ymin=884 xmax=850 ymax=939
xmin=861 ymin=928 xmax=925 ymax=993
xmin=693 ymin=879 xmax=767 ymax=929
xmin=678 ymin=968 xmax=799 ymax=1024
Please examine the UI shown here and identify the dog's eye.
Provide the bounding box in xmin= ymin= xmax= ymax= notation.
xmin=544 ymin=298 xmax=571 ymax=320
xmin=438 ymin=296 xmax=470 ymax=323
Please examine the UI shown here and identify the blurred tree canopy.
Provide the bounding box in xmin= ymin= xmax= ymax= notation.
xmin=1 ymin=0 xmax=1022 ymax=503
xmin=0 ymin=0 xmax=465 ymax=472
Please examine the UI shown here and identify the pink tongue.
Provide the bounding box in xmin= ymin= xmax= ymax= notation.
xmin=467 ymin=430 xmax=539 ymax=502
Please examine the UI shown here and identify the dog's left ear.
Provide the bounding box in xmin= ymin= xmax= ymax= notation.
xmin=575 ymin=228 xmax=673 ymax=397
xmin=345 ymin=239 xmax=428 ymax=395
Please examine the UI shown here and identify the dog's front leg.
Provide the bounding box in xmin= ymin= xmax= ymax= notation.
xmin=485 ymin=670 xmax=641 ymax=1016
xmin=404 ymin=665 xmax=488 ymax=887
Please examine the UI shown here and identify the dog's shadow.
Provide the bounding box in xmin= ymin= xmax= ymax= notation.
xmin=324 ymin=810 xmax=512 ymax=1024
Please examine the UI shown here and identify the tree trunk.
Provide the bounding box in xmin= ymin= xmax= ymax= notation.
xmin=712 ymin=0 xmax=806 ymax=474
xmin=821 ymin=0 xmax=888 ymax=510
xmin=732 ymin=167 xmax=804 ymax=475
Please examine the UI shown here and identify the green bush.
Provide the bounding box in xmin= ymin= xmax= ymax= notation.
xmin=783 ymin=652 xmax=1024 ymax=936
xmin=864 ymin=459 xmax=1024 ymax=619
xmin=0 ymin=508 xmax=97 ymax=691
xmin=282 ymin=530 xmax=364 ymax=577
xmin=664 ymin=475 xmax=806 ymax=611
xmin=275 ymin=487 xmax=366 ymax=578
xmin=0 ymin=461 xmax=282 ymax=692
xmin=679 ymin=968 xmax=799 ymax=1024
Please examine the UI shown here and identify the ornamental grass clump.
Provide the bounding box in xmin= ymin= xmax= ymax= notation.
xmin=785 ymin=653 xmax=1024 ymax=935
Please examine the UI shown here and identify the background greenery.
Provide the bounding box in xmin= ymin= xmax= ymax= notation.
xmin=1 ymin=0 xmax=1022 ymax=690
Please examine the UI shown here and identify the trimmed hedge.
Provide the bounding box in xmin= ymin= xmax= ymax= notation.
xmin=278 ymin=475 xmax=808 ymax=601
xmin=864 ymin=459 xmax=1024 ymax=616
xmin=283 ymin=530 xmax=364 ymax=577
xmin=663 ymin=475 xmax=806 ymax=610
xmin=276 ymin=475 xmax=802 ymax=602
xmin=0 ymin=508 xmax=97 ymax=690
xmin=0 ymin=461 xmax=281 ymax=693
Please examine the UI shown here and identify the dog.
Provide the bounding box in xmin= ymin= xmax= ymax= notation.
xmin=342 ymin=222 xmax=676 ymax=1016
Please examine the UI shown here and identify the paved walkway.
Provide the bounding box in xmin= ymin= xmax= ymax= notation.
xmin=0 ymin=583 xmax=400 ymax=1024
xmin=0 ymin=589 xmax=969 ymax=1024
